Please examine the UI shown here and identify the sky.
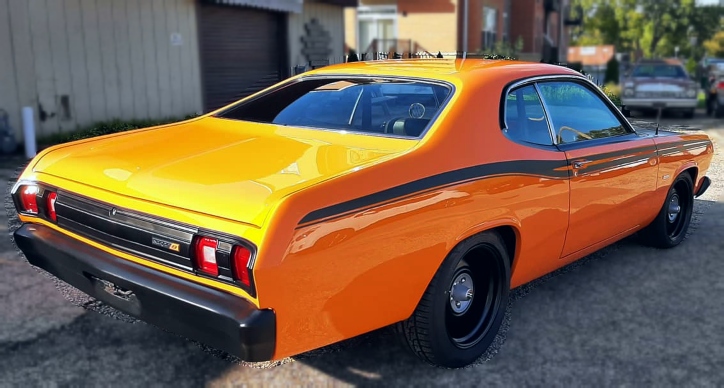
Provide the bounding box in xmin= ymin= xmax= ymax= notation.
xmin=696 ymin=0 xmax=720 ymax=5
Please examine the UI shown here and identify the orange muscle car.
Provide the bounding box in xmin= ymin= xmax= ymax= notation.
xmin=11 ymin=58 xmax=714 ymax=368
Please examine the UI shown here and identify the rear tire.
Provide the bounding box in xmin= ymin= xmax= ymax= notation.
xmin=639 ymin=173 xmax=694 ymax=249
xmin=396 ymin=231 xmax=510 ymax=368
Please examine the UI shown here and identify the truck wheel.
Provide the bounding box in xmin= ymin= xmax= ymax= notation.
xmin=396 ymin=231 xmax=510 ymax=368
xmin=639 ymin=173 xmax=694 ymax=249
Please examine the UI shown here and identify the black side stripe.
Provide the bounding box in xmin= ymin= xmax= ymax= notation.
xmin=297 ymin=159 xmax=569 ymax=227
xmin=297 ymin=139 xmax=711 ymax=227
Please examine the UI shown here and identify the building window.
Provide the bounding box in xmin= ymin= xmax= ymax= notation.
xmin=357 ymin=5 xmax=398 ymax=55
xmin=482 ymin=6 xmax=497 ymax=50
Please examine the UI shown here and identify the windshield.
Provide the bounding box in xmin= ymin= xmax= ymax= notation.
xmin=632 ymin=64 xmax=687 ymax=78
xmin=216 ymin=77 xmax=453 ymax=138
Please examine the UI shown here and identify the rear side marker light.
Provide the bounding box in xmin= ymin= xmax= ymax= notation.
xmin=194 ymin=237 xmax=219 ymax=277
xmin=47 ymin=192 xmax=58 ymax=222
xmin=231 ymin=246 xmax=252 ymax=287
xmin=19 ymin=185 xmax=39 ymax=214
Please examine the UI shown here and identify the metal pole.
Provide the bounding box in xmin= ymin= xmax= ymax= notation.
xmin=463 ymin=0 xmax=469 ymax=58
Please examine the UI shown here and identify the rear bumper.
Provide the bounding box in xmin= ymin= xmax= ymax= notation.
xmin=621 ymin=98 xmax=698 ymax=109
xmin=13 ymin=223 xmax=275 ymax=362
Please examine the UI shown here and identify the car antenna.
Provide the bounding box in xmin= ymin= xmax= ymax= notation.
xmin=655 ymin=106 xmax=661 ymax=136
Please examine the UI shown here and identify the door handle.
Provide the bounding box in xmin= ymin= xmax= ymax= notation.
xmin=572 ymin=160 xmax=593 ymax=169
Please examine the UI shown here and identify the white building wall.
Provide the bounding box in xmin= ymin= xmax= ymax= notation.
xmin=0 ymin=0 xmax=203 ymax=142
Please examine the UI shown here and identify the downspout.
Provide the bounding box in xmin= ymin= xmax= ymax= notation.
xmin=462 ymin=0 xmax=469 ymax=59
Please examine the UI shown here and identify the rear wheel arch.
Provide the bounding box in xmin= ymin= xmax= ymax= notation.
xmin=396 ymin=228 xmax=512 ymax=367
xmin=492 ymin=225 xmax=517 ymax=271
xmin=454 ymin=222 xmax=520 ymax=270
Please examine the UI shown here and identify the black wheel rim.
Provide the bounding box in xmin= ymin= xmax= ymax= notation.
xmin=445 ymin=244 xmax=505 ymax=349
xmin=666 ymin=181 xmax=691 ymax=240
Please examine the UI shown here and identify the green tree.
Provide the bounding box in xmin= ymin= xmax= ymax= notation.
xmin=704 ymin=31 xmax=724 ymax=57
xmin=571 ymin=0 xmax=722 ymax=59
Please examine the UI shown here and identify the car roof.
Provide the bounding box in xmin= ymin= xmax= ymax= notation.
xmin=301 ymin=58 xmax=582 ymax=84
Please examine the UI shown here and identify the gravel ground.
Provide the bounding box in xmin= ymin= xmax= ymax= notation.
xmin=0 ymin=115 xmax=723 ymax=386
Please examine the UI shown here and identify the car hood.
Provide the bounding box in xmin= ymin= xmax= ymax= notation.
xmin=32 ymin=117 xmax=415 ymax=227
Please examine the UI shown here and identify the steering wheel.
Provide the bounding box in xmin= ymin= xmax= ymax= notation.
xmin=557 ymin=125 xmax=593 ymax=144
xmin=382 ymin=117 xmax=407 ymax=135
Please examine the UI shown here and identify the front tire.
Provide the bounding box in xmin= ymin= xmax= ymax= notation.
xmin=396 ymin=231 xmax=510 ymax=368
xmin=639 ymin=173 xmax=694 ymax=248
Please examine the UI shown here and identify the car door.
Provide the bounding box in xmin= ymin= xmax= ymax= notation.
xmin=501 ymin=82 xmax=570 ymax=275
xmin=536 ymin=79 xmax=659 ymax=259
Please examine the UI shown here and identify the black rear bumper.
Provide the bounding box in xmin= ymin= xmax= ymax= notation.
xmin=13 ymin=223 xmax=275 ymax=362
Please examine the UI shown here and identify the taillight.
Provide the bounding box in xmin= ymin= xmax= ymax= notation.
xmin=193 ymin=237 xmax=219 ymax=277
xmin=717 ymin=81 xmax=724 ymax=89
xmin=46 ymin=192 xmax=58 ymax=221
xmin=192 ymin=234 xmax=255 ymax=292
xmin=19 ymin=185 xmax=39 ymax=214
xmin=231 ymin=246 xmax=252 ymax=287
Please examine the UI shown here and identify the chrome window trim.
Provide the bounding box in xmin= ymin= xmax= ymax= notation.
xmin=501 ymin=74 xmax=637 ymax=147
xmin=533 ymin=82 xmax=558 ymax=146
xmin=500 ymin=82 xmax=556 ymax=147
xmin=214 ymin=74 xmax=458 ymax=141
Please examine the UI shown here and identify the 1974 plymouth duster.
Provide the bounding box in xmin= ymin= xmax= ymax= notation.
xmin=11 ymin=58 xmax=713 ymax=368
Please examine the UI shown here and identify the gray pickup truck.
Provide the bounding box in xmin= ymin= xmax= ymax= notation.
xmin=621 ymin=59 xmax=699 ymax=119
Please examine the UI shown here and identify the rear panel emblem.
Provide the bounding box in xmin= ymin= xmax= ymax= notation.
xmin=151 ymin=237 xmax=181 ymax=252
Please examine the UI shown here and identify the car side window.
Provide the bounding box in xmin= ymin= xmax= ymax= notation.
xmin=536 ymin=81 xmax=630 ymax=144
xmin=503 ymin=85 xmax=553 ymax=146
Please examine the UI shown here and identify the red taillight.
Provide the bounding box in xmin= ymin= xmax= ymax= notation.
xmin=46 ymin=192 xmax=58 ymax=221
xmin=717 ymin=81 xmax=724 ymax=89
xmin=19 ymin=185 xmax=39 ymax=214
xmin=231 ymin=246 xmax=252 ymax=287
xmin=193 ymin=237 xmax=219 ymax=277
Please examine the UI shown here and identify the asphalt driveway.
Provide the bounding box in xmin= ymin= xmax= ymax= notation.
xmin=1 ymin=115 xmax=723 ymax=387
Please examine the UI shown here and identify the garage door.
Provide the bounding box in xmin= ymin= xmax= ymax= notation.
xmin=198 ymin=3 xmax=286 ymax=112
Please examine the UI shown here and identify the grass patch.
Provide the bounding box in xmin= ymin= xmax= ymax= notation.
xmin=37 ymin=114 xmax=199 ymax=148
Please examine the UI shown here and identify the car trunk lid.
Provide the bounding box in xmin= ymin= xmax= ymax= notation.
xmin=32 ymin=117 xmax=416 ymax=227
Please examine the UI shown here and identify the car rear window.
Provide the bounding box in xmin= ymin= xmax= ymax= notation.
xmin=632 ymin=64 xmax=687 ymax=78
xmin=216 ymin=77 xmax=453 ymax=138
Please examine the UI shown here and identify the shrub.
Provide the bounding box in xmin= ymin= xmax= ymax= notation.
xmin=604 ymin=56 xmax=620 ymax=84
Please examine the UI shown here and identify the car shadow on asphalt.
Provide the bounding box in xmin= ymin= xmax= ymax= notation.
xmin=1 ymin=198 xmax=722 ymax=386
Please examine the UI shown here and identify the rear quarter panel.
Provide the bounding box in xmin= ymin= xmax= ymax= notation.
xmin=253 ymin=65 xmax=580 ymax=360
xmin=654 ymin=131 xmax=714 ymax=202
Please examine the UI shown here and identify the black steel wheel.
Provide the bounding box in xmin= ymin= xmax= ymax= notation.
xmin=639 ymin=173 xmax=694 ymax=249
xmin=396 ymin=231 xmax=510 ymax=368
